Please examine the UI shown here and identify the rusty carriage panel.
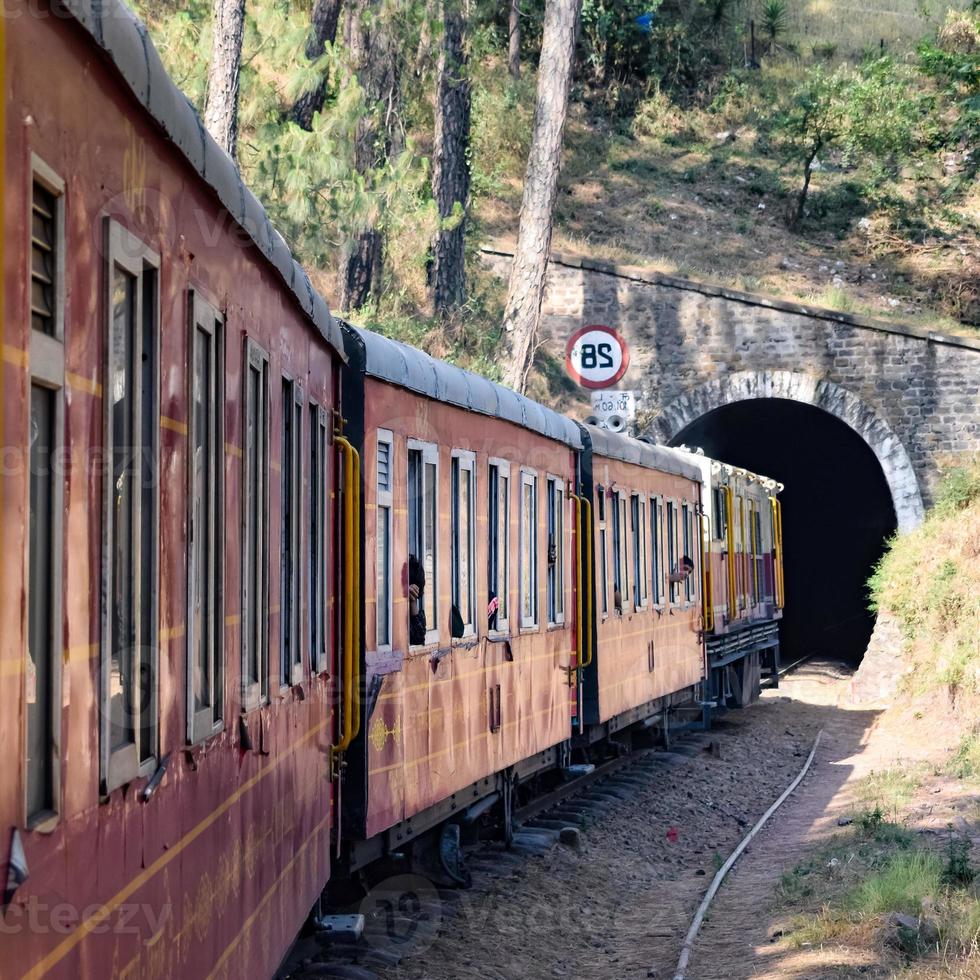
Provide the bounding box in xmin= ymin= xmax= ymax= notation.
xmin=339 ymin=327 xmax=583 ymax=848
xmin=2 ymin=5 xmax=344 ymax=978
xmin=581 ymin=429 xmax=707 ymax=727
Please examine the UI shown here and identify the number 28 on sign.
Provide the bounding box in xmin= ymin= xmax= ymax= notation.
xmin=565 ymin=325 xmax=630 ymax=390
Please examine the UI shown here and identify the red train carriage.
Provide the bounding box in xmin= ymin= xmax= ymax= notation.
xmin=337 ymin=325 xmax=586 ymax=869
xmin=1 ymin=2 xmax=347 ymax=977
xmin=678 ymin=450 xmax=785 ymax=706
xmin=577 ymin=427 xmax=708 ymax=740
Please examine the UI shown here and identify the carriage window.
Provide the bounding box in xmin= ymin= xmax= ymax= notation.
xmin=280 ymin=378 xmax=303 ymax=687
xmin=611 ymin=493 xmax=629 ymax=613
xmin=631 ymin=494 xmax=648 ymax=608
xmin=27 ymin=162 xmax=66 ymax=823
xmin=31 ymin=177 xmax=62 ymax=337
xmin=712 ymin=486 xmax=727 ymax=540
xmin=310 ymin=404 xmax=329 ymax=672
xmin=376 ymin=430 xmax=393 ymax=650
xmin=102 ymin=221 xmax=160 ymax=789
xmin=187 ymin=293 xmax=224 ymax=744
xmin=242 ymin=341 xmax=269 ymax=709
xmin=597 ymin=489 xmax=608 ymax=617
xmin=451 ymin=451 xmax=476 ymax=638
xmin=520 ymin=470 xmax=538 ymax=628
xmin=408 ymin=442 xmax=438 ymax=646
xmin=683 ymin=503 xmax=695 ymax=603
xmin=667 ymin=501 xmax=678 ymax=605
xmin=546 ymin=477 xmax=565 ymax=625
xmin=650 ymin=498 xmax=662 ymax=606
xmin=488 ymin=462 xmax=510 ymax=632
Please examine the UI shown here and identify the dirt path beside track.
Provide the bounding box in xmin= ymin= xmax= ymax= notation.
xmin=341 ymin=659 xmax=879 ymax=980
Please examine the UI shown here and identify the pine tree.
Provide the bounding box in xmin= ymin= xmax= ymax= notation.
xmin=508 ymin=0 xmax=521 ymax=79
xmin=203 ymin=0 xmax=246 ymax=158
xmin=432 ymin=0 xmax=471 ymax=315
xmin=338 ymin=0 xmax=404 ymax=312
xmin=502 ymin=0 xmax=581 ymax=393
xmin=289 ymin=0 xmax=344 ymax=130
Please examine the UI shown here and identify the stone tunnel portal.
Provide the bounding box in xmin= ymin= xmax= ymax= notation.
xmin=671 ymin=398 xmax=898 ymax=666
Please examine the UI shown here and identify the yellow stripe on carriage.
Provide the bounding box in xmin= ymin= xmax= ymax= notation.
xmin=20 ymin=717 xmax=329 ymax=980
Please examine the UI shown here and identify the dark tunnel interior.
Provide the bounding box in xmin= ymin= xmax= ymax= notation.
xmin=671 ymin=398 xmax=898 ymax=666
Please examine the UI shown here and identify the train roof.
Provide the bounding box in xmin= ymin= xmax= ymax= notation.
xmin=671 ymin=445 xmax=784 ymax=493
xmin=342 ymin=324 xmax=584 ymax=450
xmin=59 ymin=0 xmax=345 ymax=361
xmin=583 ymin=425 xmax=703 ymax=483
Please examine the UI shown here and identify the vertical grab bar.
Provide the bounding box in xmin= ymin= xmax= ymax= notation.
xmin=701 ymin=512 xmax=714 ymax=633
xmin=724 ymin=486 xmax=737 ymax=620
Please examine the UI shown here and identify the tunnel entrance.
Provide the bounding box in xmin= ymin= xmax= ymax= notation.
xmin=671 ymin=398 xmax=898 ymax=666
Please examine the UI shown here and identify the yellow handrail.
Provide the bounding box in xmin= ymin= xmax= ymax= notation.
xmin=749 ymin=498 xmax=760 ymax=606
xmin=579 ymin=496 xmax=594 ymax=671
xmin=333 ymin=436 xmax=361 ymax=754
xmin=701 ymin=512 xmax=714 ymax=633
xmin=575 ymin=494 xmax=584 ymax=674
xmin=771 ymin=496 xmax=785 ymax=609
xmin=724 ymin=486 xmax=736 ymax=620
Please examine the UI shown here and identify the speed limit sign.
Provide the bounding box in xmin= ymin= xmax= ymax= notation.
xmin=565 ymin=325 xmax=630 ymax=390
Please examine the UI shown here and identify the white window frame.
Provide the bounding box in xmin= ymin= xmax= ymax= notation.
xmin=682 ymin=501 xmax=694 ymax=605
xmin=375 ymin=429 xmax=394 ymax=652
xmin=25 ymin=157 xmax=66 ymax=828
xmin=279 ymin=376 xmax=304 ymax=687
xmin=611 ymin=490 xmax=630 ymax=614
xmin=597 ymin=488 xmax=609 ymax=620
xmin=310 ymin=401 xmax=330 ymax=674
xmin=101 ymin=218 xmax=161 ymax=788
xmin=407 ymin=439 xmax=440 ymax=647
xmin=650 ymin=495 xmax=664 ymax=609
xmin=451 ymin=449 xmax=477 ymax=639
xmin=519 ymin=468 xmax=538 ymax=630
xmin=666 ymin=498 xmax=679 ymax=607
xmin=488 ymin=458 xmax=510 ymax=635
xmin=546 ymin=475 xmax=565 ymax=626
xmin=241 ymin=339 xmax=270 ymax=711
xmin=186 ymin=289 xmax=224 ymax=745
xmin=631 ymin=493 xmax=649 ymax=610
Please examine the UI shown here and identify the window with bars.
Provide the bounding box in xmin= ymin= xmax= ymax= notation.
xmin=187 ymin=291 xmax=224 ymax=744
xmin=546 ymin=477 xmax=565 ymax=626
xmin=520 ymin=470 xmax=538 ymax=629
xmin=683 ymin=502 xmax=695 ymax=603
xmin=102 ymin=220 xmax=161 ymax=787
xmin=451 ymin=450 xmax=477 ymax=637
xmin=611 ymin=492 xmax=629 ymax=614
xmin=26 ymin=160 xmax=66 ymax=825
xmin=31 ymin=181 xmax=59 ymax=336
xmin=650 ymin=497 xmax=663 ymax=606
xmin=488 ymin=461 xmax=510 ymax=632
xmin=242 ymin=340 xmax=269 ymax=710
xmin=310 ymin=403 xmax=329 ymax=673
xmin=667 ymin=501 xmax=678 ymax=605
xmin=376 ymin=431 xmax=393 ymax=650
xmin=280 ymin=378 xmax=303 ymax=686
xmin=408 ymin=442 xmax=438 ymax=646
xmin=631 ymin=494 xmax=648 ymax=609
xmin=597 ymin=488 xmax=608 ymax=618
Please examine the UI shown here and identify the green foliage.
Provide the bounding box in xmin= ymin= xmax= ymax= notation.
xmin=935 ymin=462 xmax=980 ymax=515
xmin=761 ymin=0 xmax=788 ymax=46
xmin=947 ymin=729 xmax=980 ymax=780
xmin=943 ymin=830 xmax=976 ymax=887
xmin=848 ymin=850 xmax=944 ymax=916
xmin=771 ymin=57 xmax=920 ymax=225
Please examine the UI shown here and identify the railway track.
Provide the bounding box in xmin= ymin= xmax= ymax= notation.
xmin=286 ymin=724 xmax=719 ymax=979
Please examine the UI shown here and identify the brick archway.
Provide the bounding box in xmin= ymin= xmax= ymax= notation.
xmin=649 ymin=370 xmax=925 ymax=532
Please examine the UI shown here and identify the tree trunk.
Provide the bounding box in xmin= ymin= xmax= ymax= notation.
xmin=203 ymin=0 xmax=246 ymax=159
xmin=432 ymin=0 xmax=471 ymax=315
xmin=508 ymin=0 xmax=521 ymax=79
xmin=791 ymin=143 xmax=820 ymax=229
xmin=289 ymin=0 xmax=344 ymax=130
xmin=502 ymin=0 xmax=580 ymax=394
xmin=338 ymin=0 xmax=403 ymax=312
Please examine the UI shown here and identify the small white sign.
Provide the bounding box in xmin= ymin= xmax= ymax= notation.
xmin=591 ymin=390 xmax=636 ymax=420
